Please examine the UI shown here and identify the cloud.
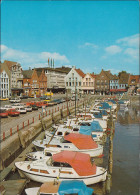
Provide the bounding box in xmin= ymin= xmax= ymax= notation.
xmin=79 ymin=42 xmax=98 ymax=49
xmin=1 ymin=45 xmax=8 ymax=52
xmin=124 ymin=48 xmax=139 ymax=59
xmin=1 ymin=45 xmax=69 ymax=68
xmin=105 ymin=45 xmax=122 ymax=55
xmin=116 ymin=34 xmax=139 ymax=48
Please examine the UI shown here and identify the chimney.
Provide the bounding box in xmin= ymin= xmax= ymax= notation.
xmin=53 ymin=59 xmax=54 ymax=68
xmin=48 ymin=58 xmax=50 ymax=67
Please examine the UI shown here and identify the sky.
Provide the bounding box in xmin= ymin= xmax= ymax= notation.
xmin=1 ymin=0 xmax=139 ymax=75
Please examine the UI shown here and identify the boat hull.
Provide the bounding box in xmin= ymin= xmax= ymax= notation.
xmin=16 ymin=166 xmax=107 ymax=185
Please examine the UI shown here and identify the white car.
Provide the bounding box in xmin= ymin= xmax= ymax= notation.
xmin=4 ymin=105 xmax=13 ymax=110
xmin=16 ymin=107 xmax=27 ymax=114
xmin=9 ymin=98 xmax=21 ymax=103
xmin=25 ymin=106 xmax=32 ymax=112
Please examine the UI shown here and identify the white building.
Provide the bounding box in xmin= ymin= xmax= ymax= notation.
xmin=3 ymin=60 xmax=24 ymax=96
xmin=35 ymin=67 xmax=71 ymax=93
xmin=0 ymin=63 xmax=10 ymax=98
xmin=82 ymin=73 xmax=96 ymax=94
xmin=65 ymin=67 xmax=85 ymax=93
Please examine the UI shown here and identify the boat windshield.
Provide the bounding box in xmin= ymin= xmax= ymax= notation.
xmin=46 ymin=157 xmax=53 ymax=166
xmin=60 ymin=137 xmax=71 ymax=143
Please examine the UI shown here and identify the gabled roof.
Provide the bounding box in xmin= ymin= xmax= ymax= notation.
xmin=104 ymin=70 xmax=113 ymax=79
xmin=64 ymin=133 xmax=98 ymax=149
xmin=52 ymin=151 xmax=96 ymax=176
xmin=36 ymin=70 xmax=42 ymax=78
xmin=0 ymin=62 xmax=11 ymax=77
xmin=110 ymin=75 xmax=118 ymax=80
xmin=128 ymin=75 xmax=140 ymax=85
xmin=119 ymin=73 xmax=130 ymax=84
xmin=22 ymin=70 xmax=33 ymax=79
xmin=3 ymin=60 xmax=19 ymax=70
xmin=75 ymin=69 xmax=85 ymax=78
xmin=90 ymin=73 xmax=96 ymax=78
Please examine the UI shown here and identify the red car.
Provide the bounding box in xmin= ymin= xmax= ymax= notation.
xmin=0 ymin=109 xmax=8 ymax=118
xmin=7 ymin=109 xmax=20 ymax=117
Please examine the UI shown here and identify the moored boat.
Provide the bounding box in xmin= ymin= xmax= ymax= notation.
xmin=25 ymin=180 xmax=94 ymax=195
xmin=33 ymin=133 xmax=103 ymax=157
xmin=15 ymin=151 xmax=107 ymax=185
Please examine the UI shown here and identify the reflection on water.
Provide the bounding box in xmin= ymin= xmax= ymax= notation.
xmin=110 ymin=105 xmax=139 ymax=195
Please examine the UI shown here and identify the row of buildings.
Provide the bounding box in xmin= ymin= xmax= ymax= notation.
xmin=0 ymin=60 xmax=139 ymax=98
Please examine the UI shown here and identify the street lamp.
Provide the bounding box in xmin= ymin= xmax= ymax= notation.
xmin=75 ymin=77 xmax=77 ymax=117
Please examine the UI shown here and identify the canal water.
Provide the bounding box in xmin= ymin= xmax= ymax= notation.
xmin=110 ymin=104 xmax=139 ymax=195
xmin=6 ymin=103 xmax=139 ymax=195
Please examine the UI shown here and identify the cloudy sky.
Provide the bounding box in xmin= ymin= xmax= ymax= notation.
xmin=1 ymin=1 xmax=139 ymax=74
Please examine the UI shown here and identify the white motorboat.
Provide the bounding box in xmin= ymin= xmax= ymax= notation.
xmin=15 ymin=151 xmax=107 ymax=185
xmin=32 ymin=133 xmax=103 ymax=157
xmin=45 ymin=120 xmax=105 ymax=142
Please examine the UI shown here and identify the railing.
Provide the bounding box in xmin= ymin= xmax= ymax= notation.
xmin=1 ymin=100 xmax=84 ymax=142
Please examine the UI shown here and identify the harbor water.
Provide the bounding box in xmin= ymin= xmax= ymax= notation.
xmin=110 ymin=104 xmax=139 ymax=195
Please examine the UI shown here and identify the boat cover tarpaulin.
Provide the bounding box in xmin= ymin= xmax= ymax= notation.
xmin=99 ymin=102 xmax=111 ymax=109
xmin=101 ymin=110 xmax=108 ymax=116
xmin=64 ymin=133 xmax=98 ymax=149
xmin=79 ymin=121 xmax=103 ymax=135
xmin=93 ymin=112 xmax=102 ymax=118
xmin=108 ymin=100 xmax=116 ymax=104
xmin=58 ymin=180 xmax=94 ymax=195
xmin=79 ymin=126 xmax=92 ymax=135
xmin=90 ymin=121 xmax=103 ymax=131
xmin=53 ymin=151 xmax=96 ymax=176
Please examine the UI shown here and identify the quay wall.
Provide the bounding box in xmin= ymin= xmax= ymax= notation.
xmin=0 ymin=101 xmax=83 ymax=171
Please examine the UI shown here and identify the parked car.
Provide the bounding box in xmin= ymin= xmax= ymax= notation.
xmin=7 ymin=109 xmax=20 ymax=116
xmin=4 ymin=105 xmax=13 ymax=110
xmin=20 ymin=95 xmax=29 ymax=99
xmin=31 ymin=105 xmax=38 ymax=110
xmin=25 ymin=106 xmax=32 ymax=112
xmin=9 ymin=98 xmax=21 ymax=103
xmin=40 ymin=96 xmax=51 ymax=101
xmin=16 ymin=107 xmax=27 ymax=114
xmin=0 ymin=109 xmax=8 ymax=118
xmin=0 ymin=97 xmax=9 ymax=101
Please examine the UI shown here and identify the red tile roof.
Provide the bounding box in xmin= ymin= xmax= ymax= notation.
xmin=128 ymin=75 xmax=140 ymax=85
xmin=75 ymin=69 xmax=85 ymax=78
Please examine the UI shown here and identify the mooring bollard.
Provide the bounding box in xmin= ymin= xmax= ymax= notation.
xmin=17 ymin=125 xmax=19 ymax=132
xmin=46 ymin=111 xmax=47 ymax=116
xmin=106 ymin=174 xmax=111 ymax=194
xmin=10 ymin=128 xmax=12 ymax=136
xmin=3 ymin=132 xmax=5 ymax=141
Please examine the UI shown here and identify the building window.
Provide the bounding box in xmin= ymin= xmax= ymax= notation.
xmin=89 ymin=78 xmax=91 ymax=81
xmin=116 ymin=86 xmax=117 ymax=89
xmin=79 ymin=82 xmax=81 ymax=86
xmin=111 ymin=86 xmax=112 ymax=89
xmin=69 ymin=82 xmax=71 ymax=86
xmin=86 ymin=78 xmax=88 ymax=81
xmin=66 ymin=82 xmax=68 ymax=86
xmin=83 ymin=82 xmax=85 ymax=86
xmin=120 ymin=85 xmax=121 ymax=87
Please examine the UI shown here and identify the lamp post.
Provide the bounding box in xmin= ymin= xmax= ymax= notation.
xmin=75 ymin=77 xmax=77 ymax=117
